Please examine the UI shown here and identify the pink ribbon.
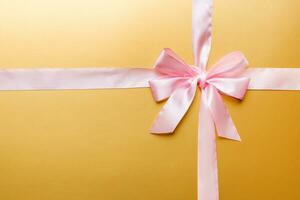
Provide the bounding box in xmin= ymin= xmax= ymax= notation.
xmin=149 ymin=48 xmax=250 ymax=200
xmin=149 ymin=48 xmax=249 ymax=136
xmin=0 ymin=0 xmax=299 ymax=200
xmin=149 ymin=48 xmax=251 ymax=199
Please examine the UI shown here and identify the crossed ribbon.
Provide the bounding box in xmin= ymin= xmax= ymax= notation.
xmin=0 ymin=0 xmax=298 ymax=199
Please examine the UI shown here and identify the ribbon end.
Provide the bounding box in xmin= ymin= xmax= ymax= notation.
xmin=149 ymin=125 xmax=174 ymax=135
xmin=149 ymin=116 xmax=177 ymax=134
xmin=219 ymin=133 xmax=242 ymax=142
xmin=234 ymin=134 xmax=242 ymax=142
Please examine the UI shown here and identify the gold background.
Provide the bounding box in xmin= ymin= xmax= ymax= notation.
xmin=0 ymin=0 xmax=299 ymax=199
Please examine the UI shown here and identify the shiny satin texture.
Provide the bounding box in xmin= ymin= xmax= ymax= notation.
xmin=0 ymin=0 xmax=299 ymax=200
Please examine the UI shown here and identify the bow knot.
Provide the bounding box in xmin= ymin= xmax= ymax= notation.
xmin=149 ymin=48 xmax=250 ymax=140
xmin=196 ymin=71 xmax=208 ymax=89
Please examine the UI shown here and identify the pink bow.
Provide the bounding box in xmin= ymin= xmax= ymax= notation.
xmin=149 ymin=48 xmax=250 ymax=200
xmin=150 ymin=48 xmax=249 ymax=139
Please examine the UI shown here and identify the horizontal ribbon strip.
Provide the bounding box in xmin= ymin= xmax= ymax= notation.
xmin=245 ymin=68 xmax=300 ymax=90
xmin=0 ymin=68 xmax=158 ymax=90
xmin=0 ymin=67 xmax=299 ymax=91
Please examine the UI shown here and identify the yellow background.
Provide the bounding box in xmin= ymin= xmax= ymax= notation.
xmin=0 ymin=0 xmax=299 ymax=199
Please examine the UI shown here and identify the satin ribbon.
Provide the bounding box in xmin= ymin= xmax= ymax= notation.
xmin=149 ymin=48 xmax=249 ymax=136
xmin=0 ymin=0 xmax=299 ymax=200
xmin=149 ymin=48 xmax=250 ymax=199
xmin=149 ymin=48 xmax=251 ymax=200
xmin=0 ymin=68 xmax=158 ymax=90
xmin=0 ymin=67 xmax=299 ymax=91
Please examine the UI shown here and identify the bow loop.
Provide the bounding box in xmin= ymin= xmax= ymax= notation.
xmin=205 ymin=51 xmax=250 ymax=99
xmin=149 ymin=77 xmax=192 ymax=102
xmin=149 ymin=49 xmax=199 ymax=133
xmin=154 ymin=48 xmax=198 ymax=77
xmin=206 ymin=51 xmax=249 ymax=79
xmin=207 ymin=77 xmax=250 ymax=100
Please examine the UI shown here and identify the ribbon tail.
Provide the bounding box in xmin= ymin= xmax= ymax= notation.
xmin=150 ymin=81 xmax=197 ymax=134
xmin=206 ymin=86 xmax=241 ymax=141
xmin=198 ymin=89 xmax=219 ymax=200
